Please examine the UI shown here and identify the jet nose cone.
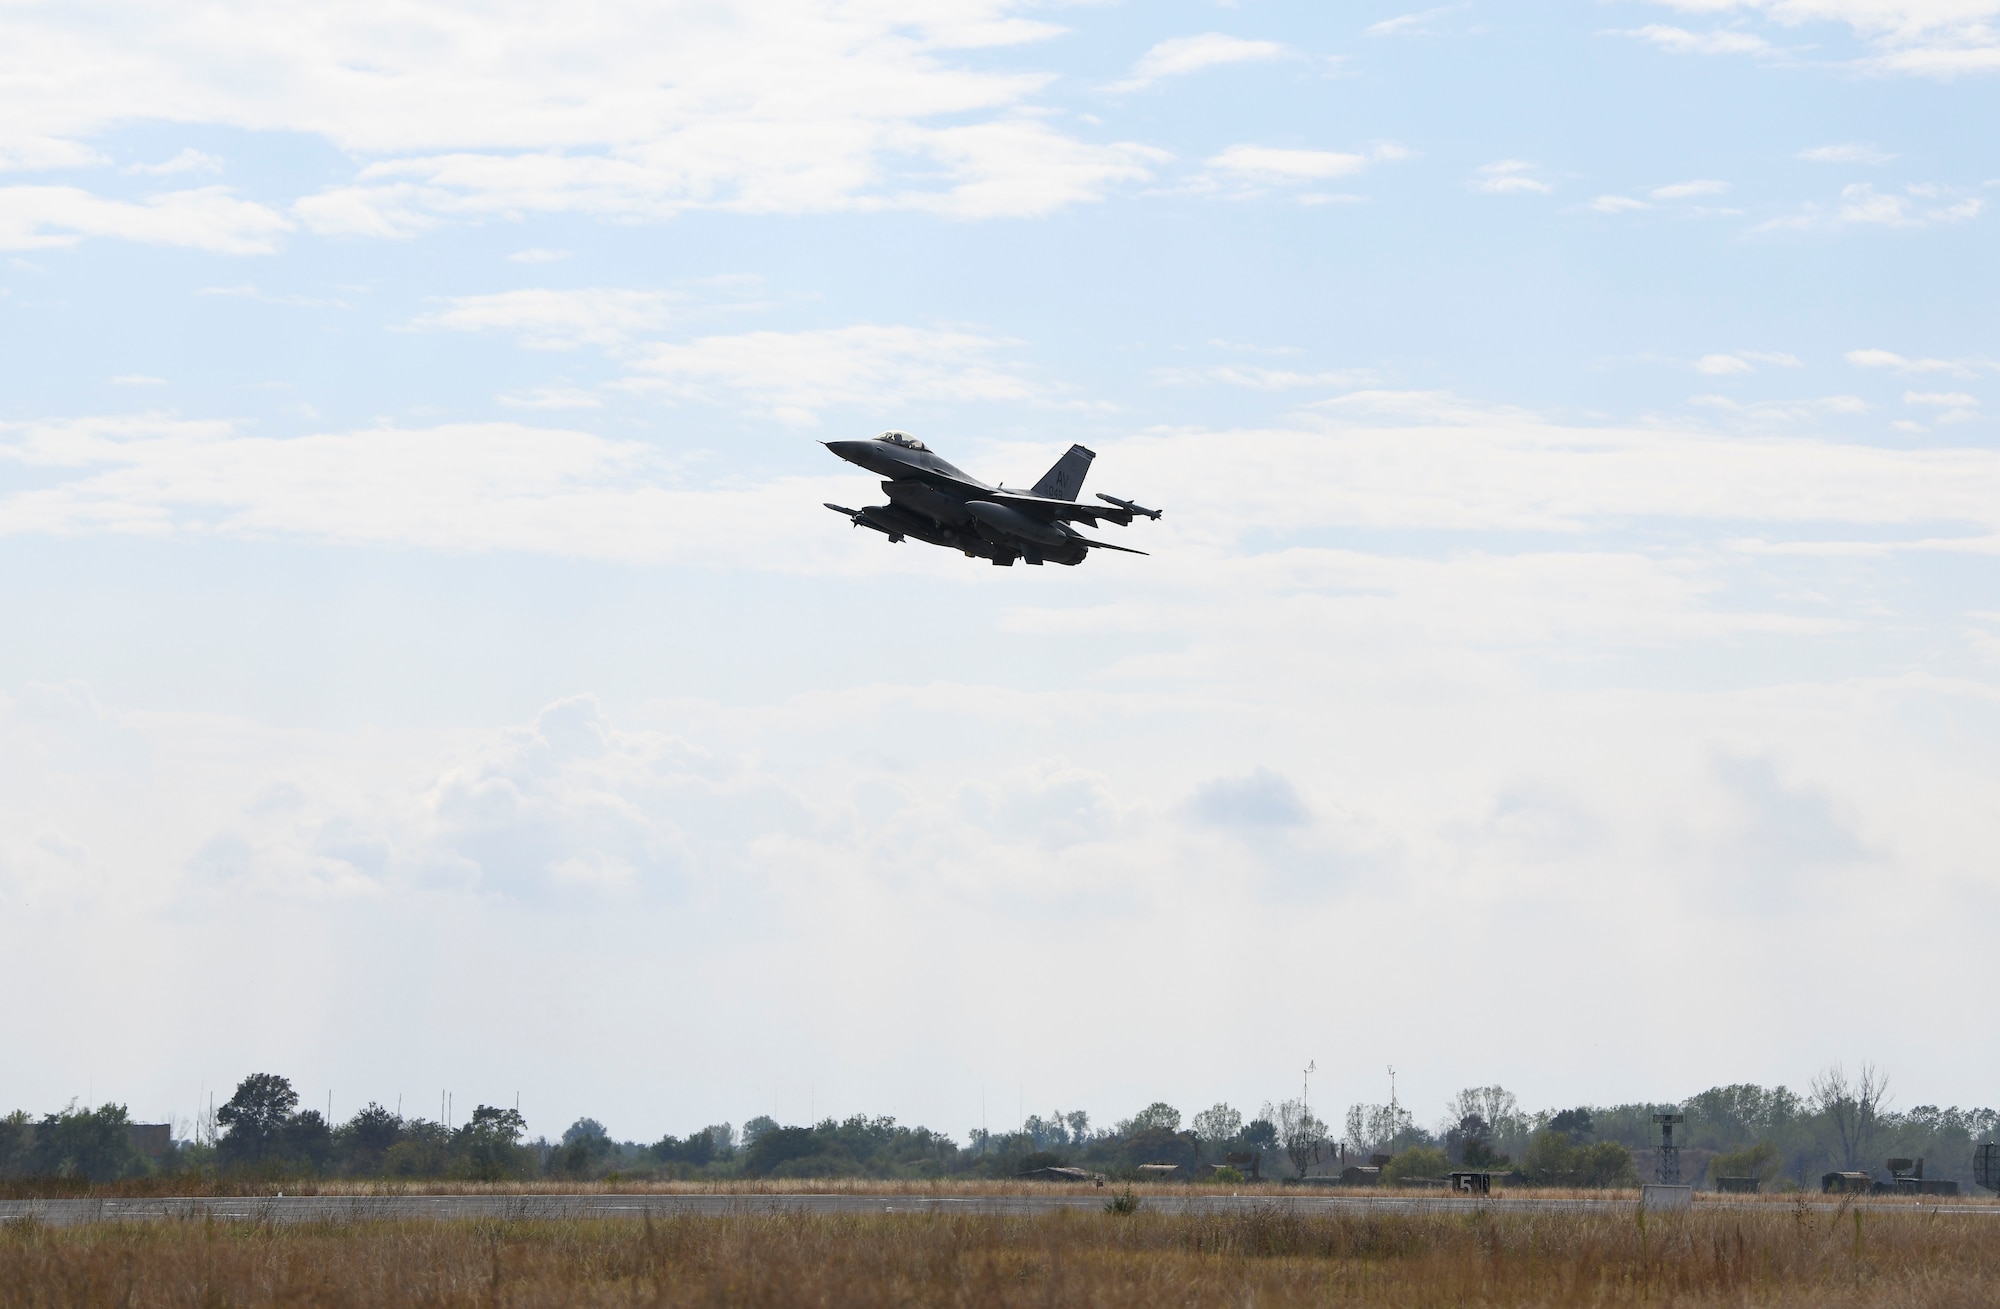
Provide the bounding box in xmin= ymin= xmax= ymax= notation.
xmin=825 ymin=440 xmax=870 ymax=465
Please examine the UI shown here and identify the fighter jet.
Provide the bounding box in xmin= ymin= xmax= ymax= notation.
xmin=822 ymin=432 xmax=1161 ymax=567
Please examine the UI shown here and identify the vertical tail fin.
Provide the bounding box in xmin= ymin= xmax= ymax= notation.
xmin=1030 ymin=444 xmax=1095 ymax=501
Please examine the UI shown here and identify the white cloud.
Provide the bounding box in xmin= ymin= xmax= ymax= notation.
xmin=506 ymin=247 xmax=572 ymax=264
xmin=1651 ymin=178 xmax=1730 ymax=199
xmin=1903 ymin=390 xmax=1980 ymax=406
xmin=499 ymin=387 xmax=603 ymax=410
xmin=1207 ymin=145 xmax=1370 ymax=183
xmin=0 ymin=414 xmax=870 ymax=566
xmin=0 ymin=185 xmax=291 ymax=253
xmin=1695 ymin=350 xmax=1804 ymax=374
xmin=1589 ymin=194 xmax=1653 ymax=213
xmin=15 ymin=399 xmax=2000 ymax=567
xmin=1468 ymin=160 xmax=1551 ymax=194
xmin=1640 ymin=1 xmax=2000 ymax=76
xmin=0 ymin=138 xmax=107 ymax=172
xmin=123 ymin=148 xmax=224 ymax=177
xmin=1107 ymin=33 xmax=1288 ymax=92
xmin=1755 ymin=183 xmax=1985 ymax=230
xmin=1847 ymin=347 xmax=1999 ymax=376
xmin=1624 ymin=24 xmax=1776 ymax=55
xmin=621 ymin=324 xmax=1039 ymax=424
xmin=408 ymin=288 xmax=686 ymax=350
xmin=1156 ymin=365 xmax=1377 ymax=391
xmin=0 ymin=0 xmax=1159 ymax=235
xmin=1800 ymin=142 xmax=1898 ymax=163
xmin=1366 ymin=6 xmax=1473 ymax=37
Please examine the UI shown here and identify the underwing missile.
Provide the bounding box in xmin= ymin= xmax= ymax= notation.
xmin=1094 ymin=493 xmax=1161 ymax=519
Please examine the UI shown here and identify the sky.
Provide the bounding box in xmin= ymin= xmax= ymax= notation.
xmin=2 ymin=0 xmax=1998 ymax=1146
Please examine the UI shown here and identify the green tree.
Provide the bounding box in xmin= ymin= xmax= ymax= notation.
xmin=743 ymin=1125 xmax=824 ymax=1177
xmin=1522 ymin=1130 xmax=1637 ymax=1188
xmin=216 ymin=1073 xmax=298 ymax=1167
xmin=30 ymin=1103 xmax=139 ymax=1181
xmin=1547 ymin=1108 xmax=1594 ymax=1140
xmin=549 ymin=1117 xmax=614 ymax=1177
xmin=456 ymin=1105 xmax=528 ymax=1180
xmin=336 ymin=1103 xmax=403 ymax=1175
xmin=282 ymin=1110 xmax=334 ymax=1174
xmin=0 ymin=1111 xmax=29 ymax=1177
xmin=384 ymin=1119 xmax=451 ymax=1176
xmin=1123 ymin=1103 xmax=1182 ymax=1134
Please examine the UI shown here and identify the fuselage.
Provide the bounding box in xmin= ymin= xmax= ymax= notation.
xmin=822 ymin=433 xmax=1150 ymax=567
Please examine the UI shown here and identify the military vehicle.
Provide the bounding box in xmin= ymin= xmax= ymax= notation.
xmin=823 ymin=432 xmax=1159 ymax=566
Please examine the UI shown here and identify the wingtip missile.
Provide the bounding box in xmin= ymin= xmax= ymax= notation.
xmin=1095 ymin=493 xmax=1161 ymax=519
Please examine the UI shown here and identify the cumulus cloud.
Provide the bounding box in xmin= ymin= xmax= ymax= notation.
xmin=123 ymin=148 xmax=224 ymax=177
xmin=1694 ymin=350 xmax=1804 ymax=374
xmin=1623 ymin=24 xmax=1776 ymax=55
xmin=14 ymin=398 xmax=2000 ymax=569
xmin=1367 ymin=6 xmax=1474 ymax=37
xmin=1206 ymin=145 xmax=1370 ymax=183
xmin=1468 ymin=160 xmax=1551 ymax=194
xmin=408 ymin=288 xmax=686 ymax=350
xmin=0 ymin=185 xmax=291 ymax=253
xmin=1846 ymin=347 xmax=1998 ymax=376
xmin=620 ymin=324 xmax=1040 ymax=424
xmin=1638 ymin=1 xmax=2000 ymax=76
xmin=1800 ymin=142 xmax=1898 ymax=163
xmin=1186 ymin=768 xmax=1310 ymax=828
xmin=1107 ymin=32 xmax=1289 ymax=91
xmin=1755 ymin=182 xmax=1984 ymax=231
xmin=0 ymin=0 xmax=1162 ymax=239
xmin=1652 ymin=179 xmax=1730 ymax=199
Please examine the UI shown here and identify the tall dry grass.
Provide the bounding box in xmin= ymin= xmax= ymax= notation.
xmin=4 ymin=1202 xmax=1998 ymax=1306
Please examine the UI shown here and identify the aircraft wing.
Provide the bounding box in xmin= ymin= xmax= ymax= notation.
xmin=984 ymin=490 xmax=1135 ymax=526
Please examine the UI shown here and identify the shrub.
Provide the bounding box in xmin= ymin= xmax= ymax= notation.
xmin=1210 ymin=1165 xmax=1245 ymax=1184
xmin=1708 ymin=1141 xmax=1781 ymax=1185
xmin=1381 ymin=1146 xmax=1450 ymax=1184
xmin=1521 ymin=1131 xmax=1637 ymax=1188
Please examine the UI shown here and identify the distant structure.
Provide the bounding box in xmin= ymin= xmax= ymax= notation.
xmin=1976 ymin=1143 xmax=2000 ymax=1194
xmin=1652 ymin=1112 xmax=1684 ymax=1185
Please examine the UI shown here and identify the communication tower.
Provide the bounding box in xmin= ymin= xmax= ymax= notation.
xmin=1652 ymin=1112 xmax=1685 ymax=1185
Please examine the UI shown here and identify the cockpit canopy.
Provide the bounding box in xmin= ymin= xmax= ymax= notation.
xmin=875 ymin=431 xmax=928 ymax=451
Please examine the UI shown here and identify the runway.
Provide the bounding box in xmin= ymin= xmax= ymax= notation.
xmin=5 ymin=1192 xmax=1997 ymax=1227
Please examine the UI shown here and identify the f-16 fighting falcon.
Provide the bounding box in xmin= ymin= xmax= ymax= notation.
xmin=823 ymin=432 xmax=1161 ymax=567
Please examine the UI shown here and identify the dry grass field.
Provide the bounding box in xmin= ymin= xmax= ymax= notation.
xmin=5 ymin=1202 xmax=1999 ymax=1307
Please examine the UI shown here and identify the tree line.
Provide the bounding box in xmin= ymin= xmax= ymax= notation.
xmin=4 ymin=1063 xmax=1991 ymax=1190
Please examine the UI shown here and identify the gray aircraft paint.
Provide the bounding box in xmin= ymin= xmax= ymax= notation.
xmin=823 ymin=432 xmax=1158 ymax=567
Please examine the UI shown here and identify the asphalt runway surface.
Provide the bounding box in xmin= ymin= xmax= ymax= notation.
xmin=5 ymin=1193 xmax=1997 ymax=1227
